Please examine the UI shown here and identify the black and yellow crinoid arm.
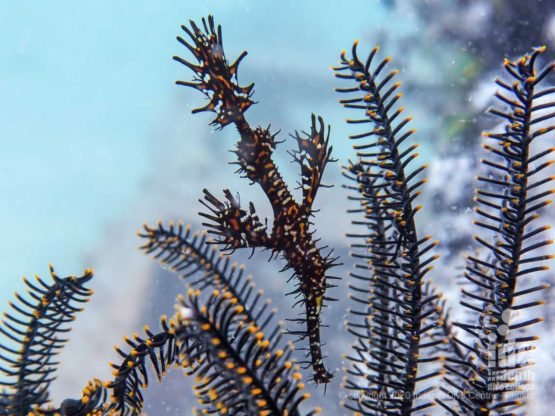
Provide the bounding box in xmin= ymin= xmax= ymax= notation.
xmin=0 ymin=266 xmax=94 ymax=416
xmin=173 ymin=288 xmax=321 ymax=416
xmin=440 ymin=47 xmax=555 ymax=415
xmin=174 ymin=15 xmax=254 ymax=127
xmin=175 ymin=15 xmax=338 ymax=384
xmin=28 ymin=379 xmax=109 ymax=416
xmin=335 ymin=42 xmax=444 ymax=413
xmin=104 ymin=316 xmax=179 ymax=414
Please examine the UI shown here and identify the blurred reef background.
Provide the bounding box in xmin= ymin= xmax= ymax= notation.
xmin=1 ymin=0 xmax=554 ymax=414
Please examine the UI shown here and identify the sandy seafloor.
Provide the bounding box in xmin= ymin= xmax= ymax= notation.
xmin=1 ymin=1 xmax=555 ymax=414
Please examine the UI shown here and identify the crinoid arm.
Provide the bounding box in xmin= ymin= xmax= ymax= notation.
xmin=140 ymin=221 xmax=271 ymax=325
xmin=173 ymin=288 xmax=321 ymax=416
xmin=102 ymin=316 xmax=180 ymax=414
xmin=0 ymin=266 xmax=94 ymax=416
xmin=439 ymin=47 xmax=555 ymax=415
xmin=336 ymin=42 xmax=445 ymax=413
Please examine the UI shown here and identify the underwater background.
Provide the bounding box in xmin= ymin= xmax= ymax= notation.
xmin=1 ymin=0 xmax=554 ymax=414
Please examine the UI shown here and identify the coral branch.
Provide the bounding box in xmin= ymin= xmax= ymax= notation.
xmin=140 ymin=221 xmax=270 ymax=325
xmin=343 ymin=162 xmax=451 ymax=415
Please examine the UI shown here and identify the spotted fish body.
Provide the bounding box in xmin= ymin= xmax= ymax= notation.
xmin=174 ymin=16 xmax=337 ymax=383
